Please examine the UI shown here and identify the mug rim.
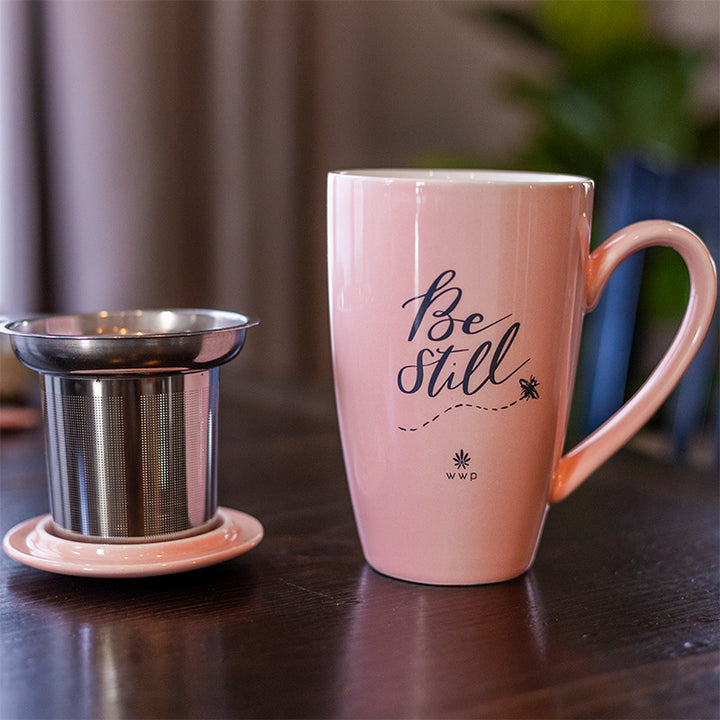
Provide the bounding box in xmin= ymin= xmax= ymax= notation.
xmin=330 ymin=169 xmax=593 ymax=186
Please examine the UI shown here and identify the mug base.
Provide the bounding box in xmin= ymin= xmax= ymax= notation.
xmin=365 ymin=559 xmax=533 ymax=586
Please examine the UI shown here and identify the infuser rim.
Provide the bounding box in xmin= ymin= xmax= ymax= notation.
xmin=1 ymin=308 xmax=260 ymax=340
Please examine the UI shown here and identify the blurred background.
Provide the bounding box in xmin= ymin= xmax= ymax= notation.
xmin=1 ymin=0 xmax=718 ymax=459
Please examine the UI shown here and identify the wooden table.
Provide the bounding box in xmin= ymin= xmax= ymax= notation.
xmin=1 ymin=384 xmax=718 ymax=719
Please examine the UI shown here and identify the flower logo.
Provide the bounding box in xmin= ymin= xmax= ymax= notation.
xmin=452 ymin=449 xmax=471 ymax=470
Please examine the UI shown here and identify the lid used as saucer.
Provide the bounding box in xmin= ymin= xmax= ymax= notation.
xmin=3 ymin=507 xmax=264 ymax=578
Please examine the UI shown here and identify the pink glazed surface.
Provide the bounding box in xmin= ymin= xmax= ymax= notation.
xmin=328 ymin=170 xmax=717 ymax=585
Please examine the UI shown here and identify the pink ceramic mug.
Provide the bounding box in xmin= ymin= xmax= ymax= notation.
xmin=327 ymin=169 xmax=717 ymax=585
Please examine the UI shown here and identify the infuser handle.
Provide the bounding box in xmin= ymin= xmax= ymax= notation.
xmin=550 ymin=220 xmax=717 ymax=504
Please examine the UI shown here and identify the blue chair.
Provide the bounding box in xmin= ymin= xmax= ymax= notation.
xmin=575 ymin=157 xmax=719 ymax=463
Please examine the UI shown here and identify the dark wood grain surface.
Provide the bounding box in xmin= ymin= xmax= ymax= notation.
xmin=1 ymin=383 xmax=718 ymax=719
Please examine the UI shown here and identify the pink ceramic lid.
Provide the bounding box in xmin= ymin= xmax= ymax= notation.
xmin=3 ymin=507 xmax=263 ymax=578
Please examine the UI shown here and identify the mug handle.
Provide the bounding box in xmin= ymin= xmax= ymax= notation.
xmin=550 ymin=220 xmax=717 ymax=503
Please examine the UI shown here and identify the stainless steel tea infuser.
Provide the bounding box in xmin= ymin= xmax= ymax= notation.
xmin=2 ymin=309 xmax=258 ymax=544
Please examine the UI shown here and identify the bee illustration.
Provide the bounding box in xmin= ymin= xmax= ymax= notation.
xmin=519 ymin=375 xmax=540 ymax=401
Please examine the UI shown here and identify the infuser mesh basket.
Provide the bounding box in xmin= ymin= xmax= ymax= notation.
xmin=43 ymin=372 xmax=218 ymax=542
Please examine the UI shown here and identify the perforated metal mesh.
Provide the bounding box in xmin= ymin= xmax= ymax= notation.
xmin=42 ymin=370 xmax=218 ymax=542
